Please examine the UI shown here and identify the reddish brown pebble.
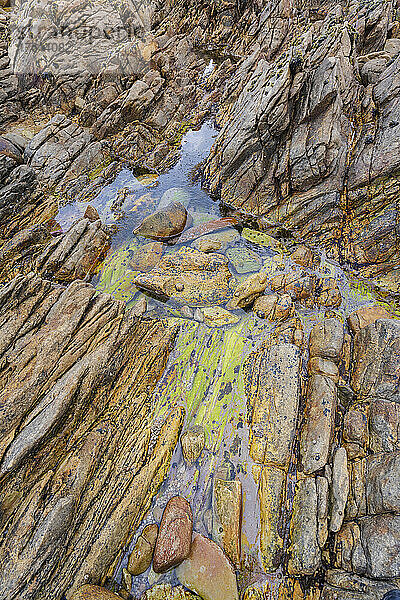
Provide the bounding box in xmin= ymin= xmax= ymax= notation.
xmin=84 ymin=205 xmax=100 ymax=222
xmin=152 ymin=496 xmax=193 ymax=573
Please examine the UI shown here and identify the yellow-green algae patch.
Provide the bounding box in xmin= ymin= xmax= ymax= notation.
xmin=96 ymin=241 xmax=141 ymax=307
xmin=152 ymin=316 xmax=273 ymax=454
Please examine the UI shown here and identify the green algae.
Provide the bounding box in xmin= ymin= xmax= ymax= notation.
xmin=152 ymin=315 xmax=273 ymax=454
xmin=96 ymin=241 xmax=142 ymax=306
xmin=241 ymin=228 xmax=282 ymax=250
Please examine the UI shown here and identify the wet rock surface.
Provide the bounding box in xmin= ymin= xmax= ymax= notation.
xmin=2 ymin=0 xmax=400 ymax=599
xmin=176 ymin=533 xmax=239 ymax=600
xmin=153 ymin=496 xmax=193 ymax=573
xmin=134 ymin=247 xmax=235 ymax=307
xmin=134 ymin=203 xmax=188 ymax=240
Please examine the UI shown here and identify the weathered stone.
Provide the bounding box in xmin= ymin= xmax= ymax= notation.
xmin=0 ymin=273 xmax=182 ymax=599
xmin=0 ymin=136 xmax=23 ymax=163
xmin=253 ymin=294 xmax=293 ymax=322
xmin=347 ymin=306 xmax=392 ymax=333
xmin=71 ymin=585 xmax=124 ymax=600
xmin=227 ymin=271 xmax=268 ymax=309
xmin=274 ymin=316 xmax=304 ymax=347
xmin=309 ymin=319 xmax=344 ymax=362
xmin=300 ymin=373 xmax=337 ymax=474
xmin=193 ymin=228 xmax=239 ymax=253
xmin=176 ymin=532 xmax=239 ymax=600
xmin=181 ymin=426 xmax=205 ymax=465
xmin=202 ymin=306 xmax=240 ymax=327
xmin=175 ymin=218 xmax=239 ymax=245
xmin=193 ymin=308 xmax=204 ymax=322
xmin=132 ymin=296 xmax=148 ymax=317
xmin=321 ymin=570 xmax=398 ymax=600
xmin=330 ymin=447 xmax=349 ymax=533
xmin=36 ymin=217 xmax=110 ymax=282
xmin=249 ymin=344 xmax=300 ymax=466
xmin=141 ymin=583 xmax=199 ymax=599
xmin=346 ymin=459 xmax=367 ymax=519
xmin=288 ymin=477 xmax=321 ymax=576
xmin=134 ymin=247 xmax=234 ymax=307
xmin=252 ymin=294 xmax=278 ymax=319
xmin=335 ymin=521 xmax=367 ymax=575
xmin=258 ymin=465 xmax=286 ymax=572
xmin=290 ymin=245 xmax=319 ymax=268
xmin=153 ymin=496 xmax=193 ymax=573
xmin=343 ymin=409 xmax=368 ymax=459
xmin=241 ymin=229 xmax=281 ymax=249
xmin=121 ymin=569 xmax=132 ymax=595
xmin=369 ymin=399 xmax=400 ymax=453
xmin=308 ymin=357 xmax=339 ymax=383
xmin=215 ymin=457 xmax=236 ymax=482
xmin=127 ymin=524 xmax=158 ymax=576
xmin=226 ymin=247 xmax=262 ymax=273
xmin=366 ymin=451 xmax=400 ymax=515
xmin=84 ymin=205 xmax=100 ymax=222
xmin=316 ymin=475 xmax=329 ymax=549
xmin=336 ymin=515 xmax=400 ymax=578
xmin=315 ymin=278 xmax=342 ymax=309
xmin=194 ymin=238 xmax=223 ymax=253
xmin=130 ymin=242 xmax=164 ymax=272
xmin=134 ymin=202 xmax=187 ymax=240
xmin=352 ymin=319 xmax=400 ymax=402
xmin=212 ymin=478 xmax=242 ymax=568
xmin=24 ymin=115 xmax=105 ymax=189
xmin=270 ymin=273 xmax=315 ymax=301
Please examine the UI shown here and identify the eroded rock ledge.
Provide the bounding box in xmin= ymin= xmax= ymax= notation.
xmin=0 ymin=272 xmax=181 ymax=600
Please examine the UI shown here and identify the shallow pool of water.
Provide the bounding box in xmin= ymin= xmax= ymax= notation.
xmin=57 ymin=119 xmax=399 ymax=599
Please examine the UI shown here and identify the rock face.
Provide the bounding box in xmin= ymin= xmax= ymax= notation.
xmin=153 ymin=496 xmax=193 ymax=573
xmin=202 ymin=0 xmax=400 ymax=292
xmin=36 ymin=218 xmax=110 ymax=282
xmin=134 ymin=247 xmax=235 ymax=306
xmin=24 ymin=115 xmax=106 ymax=190
xmin=0 ymin=273 xmax=182 ymax=599
xmin=3 ymin=1 xmax=400 ymax=599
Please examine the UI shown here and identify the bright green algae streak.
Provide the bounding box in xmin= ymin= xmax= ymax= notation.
xmin=152 ymin=316 xmax=273 ymax=454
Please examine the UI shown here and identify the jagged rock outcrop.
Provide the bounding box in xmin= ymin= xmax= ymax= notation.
xmin=0 ymin=10 xmax=20 ymax=127
xmin=0 ymin=272 xmax=181 ymax=600
xmin=2 ymin=1 xmax=400 ymax=599
xmin=203 ymin=1 xmax=400 ymax=293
